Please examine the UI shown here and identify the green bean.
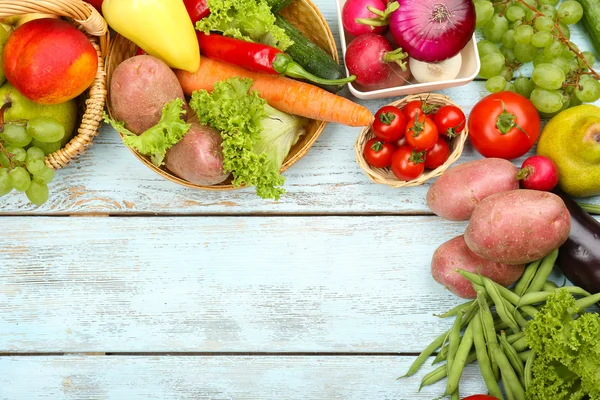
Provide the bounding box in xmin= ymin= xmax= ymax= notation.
xmin=526 ymin=249 xmax=558 ymax=294
xmin=483 ymin=277 xmax=520 ymax=333
xmin=563 ymin=286 xmax=592 ymax=297
xmin=524 ymin=350 xmax=536 ymax=390
xmin=502 ymin=298 xmax=529 ymax=329
xmin=520 ymin=305 xmax=539 ymax=319
xmin=446 ymin=310 xmax=464 ymax=390
xmin=472 ymin=314 xmax=504 ymax=400
xmin=499 ymin=332 xmax=525 ymax=387
xmin=494 ymin=346 xmax=526 ymax=400
xmin=505 ymin=382 xmax=516 ymax=400
xmin=402 ymin=330 xmax=447 ymax=377
xmin=451 ymin=391 xmax=460 ymax=400
xmin=514 ymin=259 xmax=541 ymax=296
xmin=517 ymin=291 xmax=551 ymax=307
xmin=446 ymin=321 xmax=475 ymax=396
xmin=518 ymin=350 xmax=532 ymax=362
xmin=458 ymin=269 xmax=520 ymax=305
xmin=432 ymin=341 xmax=448 ymax=365
xmin=542 ymin=280 xmax=559 ymax=291
xmin=478 ymin=291 xmax=500 ymax=380
xmin=575 ymin=292 xmax=600 ymax=310
xmin=511 ymin=336 xmax=528 ymax=352
xmin=507 ymin=332 xmax=525 ymax=345
xmin=435 ymin=301 xmax=474 ymax=318
xmin=418 ymin=351 xmax=478 ymax=390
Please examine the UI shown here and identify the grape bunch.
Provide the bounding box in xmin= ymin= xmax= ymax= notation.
xmin=475 ymin=0 xmax=600 ymax=114
xmin=0 ymin=117 xmax=62 ymax=205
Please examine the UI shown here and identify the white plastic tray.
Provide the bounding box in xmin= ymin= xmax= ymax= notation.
xmin=335 ymin=0 xmax=481 ymax=100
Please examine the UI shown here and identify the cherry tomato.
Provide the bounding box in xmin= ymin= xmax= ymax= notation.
xmin=405 ymin=112 xmax=439 ymax=151
xmin=373 ymin=106 xmax=406 ymax=142
xmin=363 ymin=138 xmax=395 ymax=168
xmin=434 ymin=105 xmax=466 ymax=138
xmin=468 ymin=92 xmax=541 ymax=160
xmin=394 ymin=136 xmax=407 ymax=148
xmin=424 ymin=138 xmax=450 ymax=169
xmin=391 ymin=146 xmax=425 ymax=181
xmin=403 ymin=99 xmax=438 ymax=121
xmin=183 ymin=0 xmax=211 ymax=24
xmin=461 ymin=396 xmax=500 ymax=400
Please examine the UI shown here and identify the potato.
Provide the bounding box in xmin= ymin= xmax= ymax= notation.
xmin=164 ymin=123 xmax=230 ymax=186
xmin=464 ymin=190 xmax=571 ymax=265
xmin=110 ymin=55 xmax=186 ymax=134
xmin=426 ymin=158 xmax=519 ymax=221
xmin=431 ymin=235 xmax=525 ymax=299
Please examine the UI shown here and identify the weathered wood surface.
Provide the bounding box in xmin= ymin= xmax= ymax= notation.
xmin=0 ymin=355 xmax=488 ymax=399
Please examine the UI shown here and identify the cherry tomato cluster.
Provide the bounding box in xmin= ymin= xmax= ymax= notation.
xmin=363 ymin=100 xmax=466 ymax=181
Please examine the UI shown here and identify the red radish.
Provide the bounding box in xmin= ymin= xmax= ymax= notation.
xmin=345 ymin=34 xmax=408 ymax=87
xmin=342 ymin=0 xmax=398 ymax=37
xmin=365 ymin=62 xmax=412 ymax=90
xmin=517 ymin=155 xmax=559 ymax=191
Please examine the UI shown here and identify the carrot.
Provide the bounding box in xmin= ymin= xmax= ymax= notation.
xmin=175 ymin=57 xmax=374 ymax=127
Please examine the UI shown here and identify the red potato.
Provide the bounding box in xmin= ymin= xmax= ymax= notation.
xmin=110 ymin=55 xmax=186 ymax=135
xmin=432 ymin=235 xmax=525 ymax=299
xmin=426 ymin=158 xmax=520 ymax=221
xmin=465 ymin=190 xmax=571 ymax=265
xmin=164 ymin=123 xmax=230 ymax=186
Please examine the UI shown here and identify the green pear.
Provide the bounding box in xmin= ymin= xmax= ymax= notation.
xmin=0 ymin=24 xmax=10 ymax=86
xmin=0 ymin=82 xmax=78 ymax=154
xmin=537 ymin=104 xmax=600 ymax=197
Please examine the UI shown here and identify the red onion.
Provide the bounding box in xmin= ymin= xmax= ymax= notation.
xmin=389 ymin=0 xmax=476 ymax=62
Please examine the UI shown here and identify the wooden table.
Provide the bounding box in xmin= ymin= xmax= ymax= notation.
xmin=1 ymin=2 xmax=599 ymax=398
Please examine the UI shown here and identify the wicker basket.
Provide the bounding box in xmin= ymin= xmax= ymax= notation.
xmin=355 ymin=94 xmax=469 ymax=188
xmin=0 ymin=0 xmax=109 ymax=170
xmin=105 ymin=0 xmax=338 ymax=191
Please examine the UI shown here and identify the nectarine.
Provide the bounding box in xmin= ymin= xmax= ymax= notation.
xmin=4 ymin=18 xmax=98 ymax=105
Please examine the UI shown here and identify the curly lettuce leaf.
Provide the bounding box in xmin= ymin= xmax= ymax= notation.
xmin=190 ymin=78 xmax=305 ymax=200
xmin=196 ymin=0 xmax=293 ymax=51
xmin=104 ymin=99 xmax=190 ymax=167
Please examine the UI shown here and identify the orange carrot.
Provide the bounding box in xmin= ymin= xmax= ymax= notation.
xmin=175 ymin=57 xmax=374 ymax=127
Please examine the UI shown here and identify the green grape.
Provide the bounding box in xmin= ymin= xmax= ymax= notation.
xmin=477 ymin=40 xmax=501 ymax=56
xmin=0 ymin=152 xmax=9 ymax=168
xmin=544 ymin=41 xmax=563 ymax=57
xmin=484 ymin=14 xmax=509 ymax=43
xmin=506 ymin=6 xmax=525 ymax=21
xmin=5 ymin=146 xmax=26 ymax=163
xmin=1 ymin=124 xmax=32 ymax=148
xmin=26 ymin=159 xmax=46 ymax=175
xmin=8 ymin=166 xmax=31 ymax=192
xmin=25 ymin=181 xmax=49 ymax=206
xmin=556 ymin=23 xmax=571 ymax=40
xmin=26 ymin=116 xmax=65 ymax=144
xmin=530 ymin=88 xmax=564 ymax=113
xmin=540 ymin=4 xmax=557 ymax=18
xmin=31 ymin=139 xmax=62 ymax=155
xmin=486 ymin=76 xmax=507 ymax=92
xmin=533 ymin=51 xmax=553 ymax=66
xmin=32 ymin=166 xmax=55 ymax=185
xmin=534 ymin=16 xmax=554 ymax=31
xmin=569 ymin=95 xmax=583 ymax=108
xmin=515 ymin=77 xmax=535 ymax=97
xmin=579 ymin=51 xmax=596 ymax=69
xmin=520 ymin=0 xmax=537 ymax=9
xmin=505 ymin=81 xmax=517 ymax=92
xmin=575 ymin=76 xmax=600 ymax=102
xmin=511 ymin=20 xmax=524 ymax=29
xmin=479 ymin=53 xmax=506 ymax=78
xmin=532 ymin=63 xmax=566 ymax=90
xmin=498 ymin=65 xmax=515 ymax=81
xmin=531 ymin=31 xmax=553 ymax=48
xmin=567 ymin=59 xmax=580 ymax=73
xmin=558 ymin=0 xmax=583 ymax=24
xmin=514 ymin=43 xmax=537 ymax=63
xmin=26 ymin=147 xmax=45 ymax=162
xmin=539 ymin=0 xmax=559 ymax=5
xmin=551 ymin=57 xmax=571 ymax=74
xmin=475 ymin=1 xmax=495 ymax=28
xmin=514 ymin=24 xmax=534 ymax=44
xmin=0 ymin=169 xmax=12 ymax=196
xmin=500 ymin=46 xmax=516 ymax=63
xmin=502 ymin=30 xmax=517 ymax=49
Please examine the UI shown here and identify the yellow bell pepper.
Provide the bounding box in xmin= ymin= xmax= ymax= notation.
xmin=103 ymin=0 xmax=200 ymax=73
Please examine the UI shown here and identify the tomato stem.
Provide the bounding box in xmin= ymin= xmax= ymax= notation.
xmin=370 ymin=140 xmax=384 ymax=152
xmin=410 ymin=111 xmax=425 ymax=137
xmin=495 ymin=100 xmax=529 ymax=138
xmin=378 ymin=111 xmax=396 ymax=125
xmin=409 ymin=149 xmax=426 ymax=164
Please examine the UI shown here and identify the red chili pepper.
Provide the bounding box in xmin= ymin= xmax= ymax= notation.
xmin=196 ymin=32 xmax=356 ymax=86
xmin=183 ymin=0 xmax=210 ymax=24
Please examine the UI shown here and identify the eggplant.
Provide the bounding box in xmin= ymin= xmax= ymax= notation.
xmin=554 ymin=188 xmax=600 ymax=294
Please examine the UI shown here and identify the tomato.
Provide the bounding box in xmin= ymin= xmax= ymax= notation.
xmin=373 ymin=106 xmax=406 ymax=142
xmin=425 ymin=138 xmax=450 ymax=169
xmin=461 ymin=395 xmax=500 ymax=400
xmin=363 ymin=138 xmax=395 ymax=168
xmin=468 ymin=92 xmax=541 ymax=160
xmin=391 ymin=146 xmax=425 ymax=181
xmin=434 ymin=105 xmax=466 ymax=138
xmin=405 ymin=112 xmax=439 ymax=151
xmin=394 ymin=136 xmax=407 ymax=148
xmin=403 ymin=99 xmax=438 ymax=121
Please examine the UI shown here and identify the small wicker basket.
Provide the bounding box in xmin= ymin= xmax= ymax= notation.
xmin=105 ymin=0 xmax=338 ymax=191
xmin=0 ymin=0 xmax=109 ymax=170
xmin=355 ymin=93 xmax=469 ymax=188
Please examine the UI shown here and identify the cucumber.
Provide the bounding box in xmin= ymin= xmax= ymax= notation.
xmin=268 ymin=0 xmax=294 ymax=13
xmin=576 ymin=0 xmax=600 ymax=57
xmin=274 ymin=15 xmax=347 ymax=93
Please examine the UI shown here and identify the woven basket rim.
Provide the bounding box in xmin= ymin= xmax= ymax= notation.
xmin=0 ymin=0 xmax=109 ymax=170
xmin=104 ymin=0 xmax=338 ymax=191
xmin=355 ymin=93 xmax=469 ymax=188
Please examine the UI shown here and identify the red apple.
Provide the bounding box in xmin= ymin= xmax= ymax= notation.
xmin=87 ymin=0 xmax=104 ymax=15
xmin=4 ymin=18 xmax=98 ymax=105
